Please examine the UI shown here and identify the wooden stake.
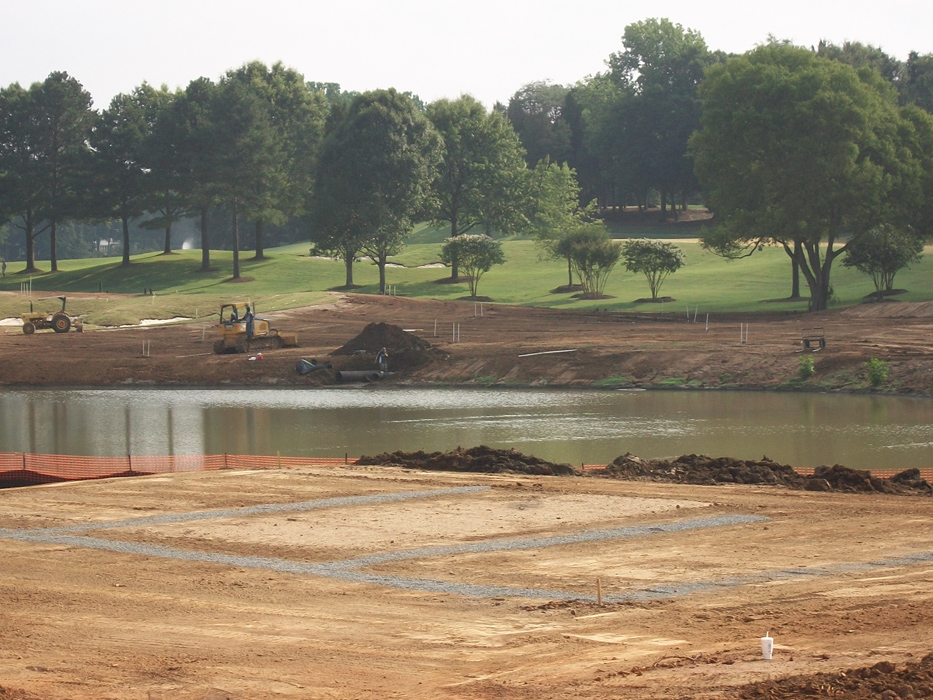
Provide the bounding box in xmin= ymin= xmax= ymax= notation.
xmin=597 ymin=578 xmax=603 ymax=606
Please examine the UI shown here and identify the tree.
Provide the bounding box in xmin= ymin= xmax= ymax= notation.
xmin=439 ymin=234 xmax=505 ymax=298
xmin=209 ymin=77 xmax=278 ymax=280
xmin=842 ymin=225 xmax=923 ymax=296
xmin=605 ymin=18 xmax=713 ymax=216
xmin=555 ymin=226 xmax=620 ymax=297
xmin=902 ymin=52 xmax=933 ymax=112
xmin=621 ymin=239 xmax=684 ymax=300
xmin=88 ymin=88 xmax=154 ymax=266
xmin=692 ymin=43 xmax=925 ymax=311
xmin=137 ymin=84 xmax=187 ymax=257
xmin=0 ymin=82 xmax=47 ymax=271
xmin=309 ymin=89 xmax=441 ymax=291
xmin=30 ymin=72 xmax=94 ymax=271
xmin=530 ymin=159 xmax=603 ymax=287
xmin=225 ymin=62 xmax=328 ymax=260
xmin=506 ymin=81 xmax=572 ymax=167
xmin=816 ymin=40 xmax=903 ymax=85
xmin=426 ymin=96 xmax=528 ymax=278
xmin=169 ymin=77 xmax=220 ymax=272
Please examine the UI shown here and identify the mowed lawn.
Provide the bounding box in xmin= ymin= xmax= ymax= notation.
xmin=1 ymin=232 xmax=932 ymax=325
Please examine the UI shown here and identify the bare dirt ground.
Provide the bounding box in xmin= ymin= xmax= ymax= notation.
xmin=2 ymin=291 xmax=933 ymax=394
xmin=2 ymin=292 xmax=933 ymax=699
xmin=1 ymin=464 xmax=932 ymax=699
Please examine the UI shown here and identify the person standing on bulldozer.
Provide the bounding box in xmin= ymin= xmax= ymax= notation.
xmin=244 ymin=305 xmax=255 ymax=338
xmin=377 ymin=346 xmax=389 ymax=372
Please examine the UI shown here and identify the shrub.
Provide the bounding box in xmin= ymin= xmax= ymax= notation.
xmin=866 ymin=358 xmax=889 ymax=387
xmin=798 ymin=355 xmax=815 ymax=380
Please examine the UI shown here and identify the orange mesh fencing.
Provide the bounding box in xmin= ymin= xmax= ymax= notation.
xmin=0 ymin=452 xmax=358 ymax=487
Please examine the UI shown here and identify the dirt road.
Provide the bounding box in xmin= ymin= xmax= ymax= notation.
xmin=1 ymin=464 xmax=932 ymax=699
xmin=2 ymin=292 xmax=933 ymax=394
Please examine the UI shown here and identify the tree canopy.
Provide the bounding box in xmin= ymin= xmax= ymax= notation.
xmin=692 ymin=43 xmax=929 ymax=311
xmin=309 ymin=89 xmax=440 ymax=290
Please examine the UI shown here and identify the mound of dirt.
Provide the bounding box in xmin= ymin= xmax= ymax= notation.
xmin=600 ymin=453 xmax=932 ymax=495
xmin=739 ymin=655 xmax=933 ymax=699
xmin=332 ymin=322 xmax=431 ymax=355
xmin=357 ymin=445 xmax=576 ymax=476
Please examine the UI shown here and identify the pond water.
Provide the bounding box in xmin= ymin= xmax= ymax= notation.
xmin=1 ymin=388 xmax=932 ymax=470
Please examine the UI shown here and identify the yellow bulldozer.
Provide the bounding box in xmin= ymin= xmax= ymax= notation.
xmin=213 ymin=302 xmax=298 ymax=354
xmin=21 ymin=296 xmax=83 ymax=335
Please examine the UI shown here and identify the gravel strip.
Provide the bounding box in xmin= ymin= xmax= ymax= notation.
xmin=24 ymin=485 xmax=491 ymax=535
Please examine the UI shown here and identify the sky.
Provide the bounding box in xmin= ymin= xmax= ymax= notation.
xmin=3 ymin=0 xmax=932 ymax=110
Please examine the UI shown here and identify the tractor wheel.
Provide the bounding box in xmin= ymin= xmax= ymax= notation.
xmin=272 ymin=335 xmax=285 ymax=349
xmin=51 ymin=313 xmax=71 ymax=333
xmin=22 ymin=322 xmax=35 ymax=335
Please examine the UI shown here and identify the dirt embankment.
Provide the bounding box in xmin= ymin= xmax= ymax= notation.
xmin=2 ymin=292 xmax=933 ymax=394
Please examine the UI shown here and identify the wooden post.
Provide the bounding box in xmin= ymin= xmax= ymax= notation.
xmin=597 ymin=578 xmax=603 ymax=606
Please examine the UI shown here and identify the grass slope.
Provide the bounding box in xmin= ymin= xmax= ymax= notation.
xmin=1 ymin=238 xmax=931 ymax=326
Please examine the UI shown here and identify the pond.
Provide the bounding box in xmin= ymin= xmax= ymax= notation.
xmin=1 ymin=388 xmax=931 ymax=471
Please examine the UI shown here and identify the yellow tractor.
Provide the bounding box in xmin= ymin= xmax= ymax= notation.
xmin=21 ymin=296 xmax=83 ymax=335
xmin=213 ymin=302 xmax=298 ymax=354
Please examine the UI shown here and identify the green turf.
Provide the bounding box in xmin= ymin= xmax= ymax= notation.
xmin=1 ymin=237 xmax=931 ymax=325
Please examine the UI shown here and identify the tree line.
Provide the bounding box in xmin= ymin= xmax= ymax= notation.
xmin=2 ymin=20 xmax=933 ymax=310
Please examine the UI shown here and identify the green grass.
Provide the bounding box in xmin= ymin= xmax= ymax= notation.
xmin=2 ymin=237 xmax=931 ymax=324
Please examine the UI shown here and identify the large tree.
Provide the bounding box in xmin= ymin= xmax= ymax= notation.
xmin=88 ymin=87 xmax=155 ymax=266
xmin=426 ymin=95 xmax=528 ymax=278
xmin=605 ymin=18 xmax=713 ymax=217
xmin=0 ymin=74 xmax=93 ymax=272
xmin=30 ymin=72 xmax=94 ymax=271
xmin=309 ymin=89 xmax=440 ymax=291
xmin=692 ymin=43 xmax=926 ymax=311
xmin=506 ymin=81 xmax=572 ymax=167
xmin=225 ymin=62 xmax=328 ymax=260
xmin=0 ymin=82 xmax=46 ymax=271
xmin=209 ymin=76 xmax=278 ymax=280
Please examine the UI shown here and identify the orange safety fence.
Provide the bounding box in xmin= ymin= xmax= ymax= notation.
xmin=0 ymin=452 xmax=358 ymax=487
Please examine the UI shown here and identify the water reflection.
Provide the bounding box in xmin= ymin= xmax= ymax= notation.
xmin=0 ymin=388 xmax=931 ymax=470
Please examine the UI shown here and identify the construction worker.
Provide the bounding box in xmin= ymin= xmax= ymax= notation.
xmin=377 ymin=346 xmax=389 ymax=372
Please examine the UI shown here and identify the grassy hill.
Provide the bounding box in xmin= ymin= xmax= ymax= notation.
xmin=1 ymin=232 xmax=931 ymax=326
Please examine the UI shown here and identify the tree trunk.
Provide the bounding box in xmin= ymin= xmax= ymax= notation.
xmin=199 ymin=208 xmax=211 ymax=272
xmin=567 ymin=256 xmax=573 ymax=287
xmin=344 ymin=251 xmax=354 ymax=287
xmin=50 ymin=220 xmax=58 ymax=272
xmin=231 ymin=202 xmax=240 ymax=281
xmin=254 ymin=220 xmax=264 ymax=260
xmin=23 ymin=211 xmax=39 ymax=272
xmin=659 ymin=188 xmax=668 ymax=219
xmin=121 ymin=215 xmax=131 ymax=267
xmin=163 ymin=222 xmax=172 ymax=254
xmin=449 ymin=216 xmax=459 ymax=279
xmin=791 ymin=240 xmax=801 ymax=298
xmin=378 ymin=251 xmax=387 ymax=294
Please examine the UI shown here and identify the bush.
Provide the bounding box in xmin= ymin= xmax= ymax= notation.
xmin=866 ymin=358 xmax=889 ymax=387
xmin=798 ymin=355 xmax=815 ymax=380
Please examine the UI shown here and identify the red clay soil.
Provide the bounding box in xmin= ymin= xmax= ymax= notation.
xmin=2 ymin=292 xmax=933 ymax=394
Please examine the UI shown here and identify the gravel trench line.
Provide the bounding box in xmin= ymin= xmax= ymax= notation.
xmin=3 ymin=487 xmax=932 ymax=602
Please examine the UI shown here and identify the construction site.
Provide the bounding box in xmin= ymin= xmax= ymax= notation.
xmin=1 ymin=292 xmax=932 ymax=699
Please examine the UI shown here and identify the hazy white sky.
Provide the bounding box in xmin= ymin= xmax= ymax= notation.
xmin=3 ymin=1 xmax=931 ymax=109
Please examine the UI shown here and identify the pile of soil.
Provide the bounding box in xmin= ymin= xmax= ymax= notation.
xmin=357 ymin=445 xmax=576 ymax=476
xmin=600 ymin=453 xmax=932 ymax=495
xmin=331 ymin=322 xmax=431 ymax=355
xmin=330 ymin=321 xmax=438 ymax=375
xmin=738 ymin=655 xmax=933 ymax=699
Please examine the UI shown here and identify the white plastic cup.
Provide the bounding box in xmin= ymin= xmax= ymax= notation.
xmin=761 ymin=635 xmax=773 ymax=660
